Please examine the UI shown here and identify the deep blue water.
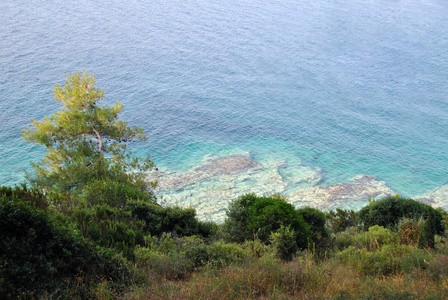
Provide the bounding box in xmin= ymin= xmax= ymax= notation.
xmin=1 ymin=0 xmax=448 ymax=199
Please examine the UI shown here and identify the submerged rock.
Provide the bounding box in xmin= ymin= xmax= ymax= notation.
xmin=415 ymin=185 xmax=448 ymax=211
xmin=288 ymin=175 xmax=395 ymax=211
xmin=147 ymin=155 xmax=396 ymax=222
xmin=147 ymin=154 xmax=321 ymax=222
xmin=151 ymin=154 xmax=262 ymax=191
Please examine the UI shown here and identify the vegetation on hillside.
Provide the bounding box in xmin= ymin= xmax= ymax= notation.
xmin=0 ymin=186 xmax=133 ymax=298
xmin=3 ymin=72 xmax=448 ymax=299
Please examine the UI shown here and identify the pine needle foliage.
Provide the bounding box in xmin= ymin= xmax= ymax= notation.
xmin=22 ymin=71 xmax=155 ymax=194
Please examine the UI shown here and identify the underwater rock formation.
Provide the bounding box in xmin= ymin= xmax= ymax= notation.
xmin=148 ymin=155 xmax=397 ymax=222
xmin=288 ymin=175 xmax=395 ymax=211
xmin=416 ymin=186 xmax=448 ymax=211
xmin=152 ymin=154 xmax=262 ymax=191
xmin=147 ymin=154 xmax=321 ymax=222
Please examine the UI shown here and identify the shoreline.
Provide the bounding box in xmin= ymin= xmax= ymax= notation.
xmin=147 ymin=153 xmax=448 ymax=223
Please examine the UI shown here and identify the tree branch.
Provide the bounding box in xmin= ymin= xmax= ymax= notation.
xmin=92 ymin=127 xmax=102 ymax=156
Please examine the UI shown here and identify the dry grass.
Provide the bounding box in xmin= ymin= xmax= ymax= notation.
xmin=119 ymin=234 xmax=448 ymax=300
xmin=121 ymin=252 xmax=448 ymax=300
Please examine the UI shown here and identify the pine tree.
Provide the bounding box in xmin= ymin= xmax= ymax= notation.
xmin=22 ymin=71 xmax=155 ymax=195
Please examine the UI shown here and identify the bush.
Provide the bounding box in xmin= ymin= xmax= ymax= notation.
xmin=436 ymin=207 xmax=448 ymax=235
xmin=69 ymin=199 xmax=214 ymax=256
xmin=337 ymin=244 xmax=413 ymax=276
xmin=0 ymin=195 xmax=132 ymax=298
xmin=241 ymin=239 xmax=273 ymax=259
xmin=135 ymin=234 xmax=249 ymax=278
xmin=82 ymin=179 xmax=155 ymax=208
xmin=270 ymin=225 xmax=299 ymax=261
xmin=297 ymin=206 xmax=329 ymax=250
xmin=0 ymin=184 xmax=48 ymax=210
xmin=185 ymin=240 xmax=249 ymax=268
xmin=71 ymin=204 xmax=145 ymax=255
xmin=333 ymin=225 xmax=395 ymax=251
xmin=358 ymin=195 xmax=444 ymax=234
xmin=361 ymin=225 xmax=396 ymax=250
xmin=400 ymin=250 xmax=431 ymax=273
xmin=222 ymin=194 xmax=311 ymax=249
xmin=128 ymin=200 xmax=215 ymax=238
xmin=333 ymin=227 xmax=360 ymax=250
xmin=326 ymin=208 xmax=358 ymax=234
xmin=134 ymin=246 xmax=193 ymax=280
xmin=418 ymin=207 xmax=436 ymax=249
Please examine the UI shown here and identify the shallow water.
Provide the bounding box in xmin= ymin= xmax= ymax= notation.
xmin=1 ymin=0 xmax=448 ymax=219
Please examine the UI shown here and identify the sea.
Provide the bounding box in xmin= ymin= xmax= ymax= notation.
xmin=1 ymin=0 xmax=448 ymax=221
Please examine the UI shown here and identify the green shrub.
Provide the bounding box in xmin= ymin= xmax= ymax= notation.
xmin=400 ymin=250 xmax=431 ymax=273
xmin=71 ymin=204 xmax=145 ymax=255
xmin=184 ymin=240 xmax=249 ymax=268
xmin=418 ymin=207 xmax=437 ymax=249
xmin=358 ymin=195 xmax=444 ymax=234
xmin=333 ymin=227 xmax=360 ymax=250
xmin=297 ymin=206 xmax=329 ymax=250
xmin=134 ymin=246 xmax=193 ymax=280
xmin=361 ymin=225 xmax=396 ymax=250
xmin=0 ymin=184 xmax=48 ymax=210
xmin=270 ymin=225 xmax=299 ymax=261
xmin=82 ymin=179 xmax=155 ymax=208
xmin=436 ymin=207 xmax=448 ymax=235
xmin=336 ymin=239 xmax=434 ymax=277
xmin=70 ymin=199 xmax=213 ymax=256
xmin=128 ymin=200 xmax=215 ymax=238
xmin=198 ymin=220 xmax=219 ymax=239
xmin=222 ymin=194 xmax=311 ymax=249
xmin=326 ymin=208 xmax=358 ymax=234
xmin=334 ymin=226 xmax=395 ymax=250
xmin=142 ymin=232 xmax=201 ymax=255
xmin=135 ymin=234 xmax=249 ymax=277
xmin=337 ymin=244 xmax=412 ymax=276
xmin=241 ymin=239 xmax=273 ymax=259
xmin=0 ymin=196 xmax=132 ymax=298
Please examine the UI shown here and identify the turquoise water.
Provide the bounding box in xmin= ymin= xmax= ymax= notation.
xmin=1 ymin=0 xmax=448 ymax=201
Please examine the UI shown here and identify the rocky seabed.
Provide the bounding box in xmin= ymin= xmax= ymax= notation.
xmin=147 ymin=154 xmax=446 ymax=223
